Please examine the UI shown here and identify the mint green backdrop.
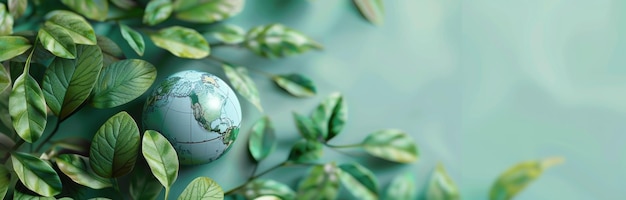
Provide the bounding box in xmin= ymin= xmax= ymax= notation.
xmin=58 ymin=0 xmax=625 ymax=199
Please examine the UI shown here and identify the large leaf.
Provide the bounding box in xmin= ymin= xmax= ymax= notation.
xmin=174 ymin=0 xmax=244 ymax=23
xmin=0 ymin=36 xmax=31 ymax=61
xmin=0 ymin=3 xmax=13 ymax=35
xmin=60 ymin=0 xmax=108 ymax=21
xmin=311 ymin=93 xmax=347 ymax=141
xmin=243 ymin=179 xmax=295 ymax=200
xmin=9 ymin=67 xmax=47 ymax=143
xmin=222 ymin=64 xmax=262 ymax=112
xmin=38 ymin=23 xmax=76 ymax=59
xmin=142 ymin=130 xmax=179 ymax=198
xmin=211 ymin=24 xmax=245 ymax=44
xmin=13 ymin=182 xmax=56 ymax=200
xmin=338 ymin=163 xmax=378 ymax=200
xmin=426 ymin=164 xmax=459 ymax=200
xmin=0 ymin=63 xmax=9 ymax=92
xmin=43 ymin=45 xmax=103 ymax=119
xmin=353 ymin=0 xmax=384 ymax=25
xmin=45 ymin=10 xmax=97 ymax=45
xmin=91 ymin=59 xmax=156 ymax=108
xmin=143 ymin=0 xmax=172 ymax=26
xmin=0 ymin=165 xmax=9 ymax=199
xmin=245 ymin=24 xmax=322 ymax=59
xmin=11 ymin=152 xmax=62 ymax=197
xmin=129 ymin=160 xmax=163 ymax=200
xmin=490 ymin=157 xmax=564 ymax=200
xmin=8 ymin=0 xmax=27 ymax=19
xmin=248 ymin=116 xmax=276 ymax=162
xmin=96 ymin=35 xmax=125 ymax=67
xmin=89 ymin=111 xmax=141 ymax=178
xmin=287 ymin=139 xmax=323 ymax=163
xmin=385 ymin=172 xmax=417 ymax=200
xmin=55 ymin=154 xmax=112 ymax=189
xmin=297 ymin=163 xmax=340 ymax=200
xmin=178 ymin=177 xmax=223 ymax=200
xmin=362 ymin=129 xmax=418 ymax=163
xmin=149 ymin=26 xmax=209 ymax=59
xmin=119 ymin=24 xmax=145 ymax=56
xmin=293 ymin=112 xmax=320 ymax=141
xmin=273 ymin=74 xmax=316 ymax=98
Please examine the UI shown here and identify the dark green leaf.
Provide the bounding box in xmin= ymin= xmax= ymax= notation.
xmin=353 ymin=0 xmax=384 ymax=25
xmin=11 ymin=152 xmax=62 ymax=197
xmin=91 ymin=59 xmax=156 ymax=108
xmin=142 ymin=130 xmax=179 ymax=196
xmin=287 ymin=139 xmax=323 ymax=163
xmin=149 ymin=26 xmax=209 ymax=59
xmin=174 ymin=0 xmax=244 ymax=23
xmin=60 ymin=0 xmax=108 ymax=21
xmin=0 ymin=3 xmax=13 ymax=35
xmin=0 ymin=36 xmax=31 ymax=61
xmin=143 ymin=0 xmax=172 ymax=26
xmin=293 ymin=112 xmax=320 ymax=141
xmin=119 ymin=24 xmax=145 ymax=56
xmin=129 ymin=160 xmax=163 ymax=200
xmin=96 ymin=35 xmax=125 ymax=67
xmin=0 ymin=63 xmax=9 ymax=92
xmin=273 ymin=74 xmax=316 ymax=98
xmin=111 ymin=0 xmax=136 ymax=9
xmin=45 ymin=10 xmax=97 ymax=45
xmin=43 ymin=45 xmax=103 ymax=119
xmin=311 ymin=93 xmax=347 ymax=141
xmin=38 ymin=23 xmax=76 ymax=59
xmin=178 ymin=177 xmax=223 ymax=200
xmin=9 ymin=67 xmax=47 ymax=143
xmin=490 ymin=157 xmax=564 ymax=200
xmin=13 ymin=182 xmax=56 ymax=199
xmin=222 ymin=64 xmax=262 ymax=112
xmin=0 ymin=165 xmax=10 ymax=199
xmin=211 ymin=24 xmax=245 ymax=44
xmin=0 ymin=133 xmax=14 ymax=160
xmin=55 ymin=154 xmax=112 ymax=189
xmin=384 ymin=172 xmax=417 ymax=200
xmin=42 ymin=137 xmax=91 ymax=160
xmin=243 ymin=179 xmax=295 ymax=200
xmin=362 ymin=129 xmax=418 ymax=163
xmin=426 ymin=164 xmax=459 ymax=200
xmin=8 ymin=0 xmax=27 ymax=19
xmin=248 ymin=116 xmax=276 ymax=162
xmin=338 ymin=163 xmax=378 ymax=200
xmin=245 ymin=24 xmax=322 ymax=59
xmin=89 ymin=111 xmax=141 ymax=178
xmin=0 ymin=85 xmax=12 ymax=135
xmin=297 ymin=163 xmax=340 ymax=200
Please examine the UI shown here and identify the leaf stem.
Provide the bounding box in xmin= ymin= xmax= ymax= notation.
xmin=164 ymin=188 xmax=170 ymax=200
xmin=325 ymin=143 xmax=363 ymax=149
xmin=224 ymin=161 xmax=290 ymax=195
xmin=33 ymin=117 xmax=62 ymax=153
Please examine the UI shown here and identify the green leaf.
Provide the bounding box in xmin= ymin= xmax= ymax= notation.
xmin=60 ymin=0 xmax=108 ymax=21
xmin=211 ymin=24 xmax=245 ymax=44
xmin=149 ymin=26 xmax=210 ymax=59
xmin=293 ymin=112 xmax=320 ymax=141
xmin=273 ymin=74 xmax=316 ymax=98
xmin=0 ymin=165 xmax=10 ymax=199
xmin=384 ymin=172 xmax=417 ymax=200
xmin=45 ymin=10 xmax=97 ymax=45
xmin=311 ymin=93 xmax=347 ymax=141
xmin=13 ymin=182 xmax=56 ymax=200
xmin=111 ymin=0 xmax=137 ymax=10
xmin=222 ymin=64 xmax=262 ymax=112
xmin=338 ymin=163 xmax=378 ymax=200
xmin=142 ymin=130 xmax=179 ymax=198
xmin=96 ymin=35 xmax=125 ymax=67
xmin=43 ymin=45 xmax=103 ymax=119
xmin=11 ymin=152 xmax=62 ymax=197
xmin=248 ymin=116 xmax=276 ymax=162
xmin=38 ymin=23 xmax=77 ymax=59
xmin=245 ymin=24 xmax=322 ymax=59
xmin=0 ymin=36 xmax=31 ymax=61
xmin=42 ymin=137 xmax=91 ymax=160
xmin=297 ymin=163 xmax=340 ymax=200
xmin=490 ymin=157 xmax=564 ymax=200
xmin=178 ymin=177 xmax=224 ymax=200
xmin=91 ymin=59 xmax=156 ymax=108
xmin=129 ymin=160 xmax=163 ymax=200
xmin=55 ymin=154 xmax=112 ymax=189
xmin=174 ymin=0 xmax=244 ymax=23
xmin=0 ymin=63 xmax=9 ymax=92
xmin=243 ymin=179 xmax=295 ymax=200
xmin=143 ymin=0 xmax=172 ymax=26
xmin=353 ymin=0 xmax=384 ymax=25
xmin=8 ymin=0 xmax=27 ymax=19
xmin=362 ymin=129 xmax=418 ymax=163
xmin=287 ymin=139 xmax=323 ymax=163
xmin=0 ymin=3 xmax=13 ymax=35
xmin=89 ymin=111 xmax=141 ymax=178
xmin=9 ymin=67 xmax=47 ymax=143
xmin=119 ymin=24 xmax=145 ymax=56
xmin=426 ymin=163 xmax=459 ymax=200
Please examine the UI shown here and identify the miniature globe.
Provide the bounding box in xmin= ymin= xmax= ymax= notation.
xmin=142 ymin=70 xmax=242 ymax=165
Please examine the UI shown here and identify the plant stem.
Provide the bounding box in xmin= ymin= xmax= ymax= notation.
xmin=325 ymin=143 xmax=363 ymax=149
xmin=33 ymin=118 xmax=62 ymax=153
xmin=248 ymin=163 xmax=258 ymax=181
xmin=164 ymin=188 xmax=170 ymax=200
xmin=224 ymin=161 xmax=290 ymax=195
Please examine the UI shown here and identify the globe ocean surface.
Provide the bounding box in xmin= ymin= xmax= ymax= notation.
xmin=142 ymin=70 xmax=242 ymax=165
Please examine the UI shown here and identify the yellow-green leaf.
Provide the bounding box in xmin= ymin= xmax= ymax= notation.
xmin=0 ymin=3 xmax=13 ymax=35
xmin=0 ymin=36 xmax=30 ymax=61
xmin=9 ymin=66 xmax=47 ymax=143
xmin=8 ymin=0 xmax=27 ymax=19
xmin=55 ymin=154 xmax=112 ymax=189
xmin=248 ymin=116 xmax=276 ymax=162
xmin=297 ymin=163 xmax=340 ymax=200
xmin=353 ymin=0 xmax=384 ymax=25
xmin=60 ymin=0 xmax=108 ymax=21
xmin=178 ymin=177 xmax=223 ymax=200
xmin=0 ymin=165 xmax=9 ymax=199
xmin=149 ymin=26 xmax=209 ymax=59
xmin=245 ymin=24 xmax=321 ymax=59
xmin=0 ymin=63 xmax=9 ymax=92
xmin=142 ymin=130 xmax=179 ymax=199
xmin=11 ymin=152 xmax=62 ymax=197
xmin=362 ymin=129 xmax=418 ymax=163
xmin=119 ymin=24 xmax=145 ymax=56
xmin=211 ymin=24 xmax=245 ymax=44
xmin=273 ymin=73 xmax=316 ymax=98
xmin=242 ymin=179 xmax=295 ymax=200
xmin=91 ymin=59 xmax=156 ymax=108
xmin=426 ymin=164 xmax=459 ymax=200
xmin=174 ymin=0 xmax=244 ymax=23
xmin=143 ymin=0 xmax=172 ymax=26
xmin=38 ymin=23 xmax=76 ymax=59
xmin=222 ymin=64 xmax=262 ymax=112
xmin=45 ymin=10 xmax=97 ymax=45
xmin=111 ymin=0 xmax=137 ymax=10
xmin=89 ymin=111 xmax=141 ymax=178
xmin=490 ymin=157 xmax=564 ymax=200
xmin=385 ymin=172 xmax=417 ymax=200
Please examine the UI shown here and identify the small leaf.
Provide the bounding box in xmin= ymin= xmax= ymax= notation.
xmin=311 ymin=93 xmax=347 ymax=141
xmin=96 ymin=35 xmax=125 ymax=67
xmin=142 ymin=130 xmax=179 ymax=195
xmin=297 ymin=163 xmax=340 ymax=200
xmin=38 ymin=23 xmax=76 ymax=59
xmin=0 ymin=63 xmax=9 ymax=92
xmin=0 ymin=36 xmax=31 ymax=61
xmin=245 ymin=24 xmax=322 ymax=59
xmin=8 ymin=0 xmax=27 ymax=19
xmin=222 ymin=64 xmax=262 ymax=112
xmin=362 ymin=129 xmax=418 ymax=163
xmin=149 ymin=26 xmax=210 ymax=59
xmin=0 ymin=3 xmax=14 ymax=35
xmin=385 ymin=172 xmax=417 ymax=200
xmin=110 ymin=0 xmax=137 ymax=10
xmin=243 ymin=179 xmax=295 ymax=200
xmin=248 ymin=116 xmax=276 ymax=162
xmin=0 ymin=165 xmax=10 ymax=199
xmin=55 ymin=154 xmax=112 ymax=189
xmin=273 ymin=74 xmax=316 ymax=98
xmin=174 ymin=0 xmax=244 ymax=23
xmin=426 ymin=164 xmax=459 ymax=200
xmin=89 ymin=111 xmax=141 ymax=178
xmin=42 ymin=137 xmax=91 ymax=159
xmin=211 ymin=24 xmax=245 ymax=44
xmin=10 ymin=67 xmax=47 ymax=143
xmin=353 ymin=0 xmax=384 ymax=25
xmin=45 ymin=10 xmax=97 ymax=45
xmin=178 ymin=177 xmax=224 ymax=200
xmin=60 ymin=0 xmax=108 ymax=21
xmin=287 ymin=139 xmax=323 ymax=163
xmin=91 ymin=59 xmax=156 ymax=108
xmin=119 ymin=24 xmax=145 ymax=56
xmin=293 ymin=112 xmax=320 ymax=141
xmin=129 ymin=160 xmax=163 ymax=200
xmin=11 ymin=152 xmax=62 ymax=197
xmin=338 ymin=163 xmax=378 ymax=200
xmin=490 ymin=157 xmax=564 ymax=200
xmin=143 ymin=0 xmax=172 ymax=26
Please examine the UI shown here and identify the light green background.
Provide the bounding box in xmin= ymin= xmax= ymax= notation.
xmin=60 ymin=0 xmax=626 ymax=199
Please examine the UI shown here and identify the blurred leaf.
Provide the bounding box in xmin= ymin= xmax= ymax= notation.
xmin=222 ymin=64 xmax=263 ymax=112
xmin=38 ymin=23 xmax=76 ymax=59
xmin=60 ymin=0 xmax=108 ymax=21
xmin=143 ymin=0 xmax=172 ymax=26
xmin=273 ymin=74 xmax=316 ymax=98
xmin=8 ymin=0 xmax=27 ymax=19
xmin=311 ymin=93 xmax=347 ymax=141
xmin=0 ymin=165 xmax=9 ymax=199
xmin=426 ymin=164 xmax=459 ymax=200
xmin=43 ymin=137 xmax=91 ymax=159
xmin=0 ymin=36 xmax=31 ymax=61
xmin=11 ymin=32 xmax=55 ymax=65
xmin=0 ymin=63 xmax=9 ymax=92
xmin=91 ymin=59 xmax=156 ymax=108
xmin=338 ymin=163 xmax=378 ymax=200
xmin=110 ymin=0 xmax=137 ymax=10
xmin=490 ymin=157 xmax=564 ymax=200
xmin=0 ymin=3 xmax=13 ymax=35
xmin=45 ymin=10 xmax=97 ymax=45
xmin=129 ymin=160 xmax=162 ymax=200
xmin=55 ymin=154 xmax=112 ymax=189
xmin=119 ymin=24 xmax=145 ymax=56
xmin=0 ymin=133 xmax=14 ymax=158
xmin=211 ymin=24 xmax=245 ymax=44
xmin=0 ymin=85 xmax=13 ymax=135
xmin=10 ymin=66 xmax=47 ymax=143
xmin=362 ymin=129 xmax=418 ymax=163
xmin=96 ymin=35 xmax=125 ymax=67
xmin=297 ymin=163 xmax=340 ymax=200
xmin=353 ymin=0 xmax=384 ymax=25
xmin=287 ymin=139 xmax=323 ymax=163
xmin=11 ymin=152 xmax=62 ymax=197
xmin=384 ymin=172 xmax=416 ymax=200
xmin=293 ymin=112 xmax=320 ymax=141
xmin=245 ymin=24 xmax=321 ymax=59
xmin=149 ymin=26 xmax=209 ymax=59
xmin=248 ymin=116 xmax=276 ymax=162
xmin=13 ymin=182 xmax=55 ymax=199
xmin=43 ymin=45 xmax=103 ymax=119
xmin=243 ymin=179 xmax=295 ymax=200
xmin=178 ymin=177 xmax=223 ymax=200
xmin=142 ymin=130 xmax=179 ymax=198
xmin=174 ymin=0 xmax=244 ymax=23
xmin=89 ymin=111 xmax=141 ymax=178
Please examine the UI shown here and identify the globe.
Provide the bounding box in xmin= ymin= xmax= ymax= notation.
xmin=142 ymin=70 xmax=242 ymax=165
